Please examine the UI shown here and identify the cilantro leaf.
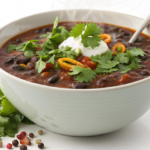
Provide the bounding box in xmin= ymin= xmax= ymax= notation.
xmin=118 ymin=64 xmax=131 ymax=73
xmin=91 ymin=51 xmax=119 ymax=69
xmin=100 ymin=60 xmax=119 ymax=69
xmin=114 ymin=53 xmax=129 ymax=64
xmin=54 ymin=62 xmax=60 ymax=69
xmin=24 ymin=50 xmax=34 ymax=58
xmin=95 ymin=67 xmax=118 ymax=74
xmin=70 ymin=23 xmax=85 ymax=38
xmin=0 ymin=127 xmax=4 ymax=137
xmin=0 ymin=116 xmax=9 ymax=125
xmin=7 ymin=45 xmax=17 ymax=52
xmin=69 ymin=66 xmax=96 ymax=83
xmin=53 ymin=17 xmax=59 ymax=29
xmin=128 ymin=47 xmax=146 ymax=56
xmin=39 ymin=33 xmax=51 ymax=38
xmin=0 ymin=89 xmax=4 ymax=99
xmin=83 ymin=23 xmax=102 ymax=36
xmin=47 ymin=55 xmax=55 ymax=64
xmin=0 ymin=97 xmax=18 ymax=116
xmin=35 ymin=58 xmax=46 ymax=73
xmin=81 ymin=35 xmax=101 ymax=49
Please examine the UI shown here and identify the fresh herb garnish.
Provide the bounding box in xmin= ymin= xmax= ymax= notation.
xmin=70 ymin=22 xmax=102 ymax=48
xmin=39 ymin=33 xmax=51 ymax=38
xmin=0 ymin=89 xmax=33 ymax=138
xmin=91 ymin=47 xmax=146 ymax=74
xmin=69 ymin=66 xmax=96 ymax=83
xmin=35 ymin=58 xmax=46 ymax=73
xmin=7 ymin=40 xmax=41 ymax=58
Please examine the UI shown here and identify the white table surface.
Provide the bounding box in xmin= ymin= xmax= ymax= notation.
xmin=1 ymin=0 xmax=150 ymax=149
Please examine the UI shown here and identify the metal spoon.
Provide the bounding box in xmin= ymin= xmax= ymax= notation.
xmin=129 ymin=14 xmax=150 ymax=43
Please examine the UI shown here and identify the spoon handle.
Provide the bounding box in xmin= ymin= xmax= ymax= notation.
xmin=129 ymin=14 xmax=150 ymax=43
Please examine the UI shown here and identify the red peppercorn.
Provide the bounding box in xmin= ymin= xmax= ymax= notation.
xmin=20 ymin=131 xmax=27 ymax=136
xmin=6 ymin=143 xmax=12 ymax=149
xmin=17 ymin=134 xmax=24 ymax=140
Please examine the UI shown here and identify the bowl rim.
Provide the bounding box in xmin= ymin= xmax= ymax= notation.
xmin=0 ymin=9 xmax=149 ymax=92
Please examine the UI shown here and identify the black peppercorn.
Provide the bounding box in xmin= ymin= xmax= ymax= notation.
xmin=29 ymin=133 xmax=34 ymax=138
xmin=12 ymin=139 xmax=19 ymax=147
xmin=20 ymin=145 xmax=27 ymax=150
xmin=38 ymin=143 xmax=44 ymax=149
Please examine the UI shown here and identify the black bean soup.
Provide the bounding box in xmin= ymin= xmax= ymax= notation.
xmin=0 ymin=21 xmax=150 ymax=89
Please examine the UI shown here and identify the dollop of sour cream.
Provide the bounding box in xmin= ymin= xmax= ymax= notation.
xmin=59 ymin=35 xmax=109 ymax=57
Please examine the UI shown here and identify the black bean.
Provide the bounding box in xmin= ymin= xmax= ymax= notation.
xmin=33 ymin=36 xmax=39 ymax=39
xmin=102 ymin=29 xmax=108 ymax=33
xmin=28 ymin=70 xmax=37 ymax=76
xmin=147 ymin=46 xmax=150 ymax=50
xmin=4 ymin=57 xmax=14 ymax=65
xmin=141 ymin=65 xmax=146 ymax=69
xmin=147 ymin=39 xmax=150 ymax=42
xmin=140 ymin=69 xmax=150 ymax=76
xmin=135 ymin=43 xmax=141 ymax=46
xmin=135 ymin=37 xmax=145 ymax=43
xmin=27 ymin=63 xmax=35 ymax=70
xmin=116 ymin=39 xmax=123 ymax=42
xmin=35 ymin=29 xmax=41 ymax=34
xmin=123 ymin=32 xmax=130 ymax=36
xmin=73 ymin=83 xmax=89 ymax=89
xmin=47 ymin=75 xmax=59 ymax=83
xmin=16 ymin=56 xmax=31 ymax=64
xmin=12 ymin=139 xmax=18 ymax=147
xmin=16 ymin=38 xmax=22 ymax=43
xmin=140 ymin=55 xmax=148 ymax=61
xmin=31 ymin=56 xmax=39 ymax=64
xmin=110 ymin=27 xmax=119 ymax=32
xmin=116 ymin=34 xmax=123 ymax=39
xmin=20 ymin=145 xmax=27 ymax=150
xmin=42 ymin=27 xmax=50 ymax=32
xmin=38 ymin=143 xmax=44 ymax=149
xmin=11 ymin=64 xmax=26 ymax=71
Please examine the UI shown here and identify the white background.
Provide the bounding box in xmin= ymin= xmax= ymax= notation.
xmin=1 ymin=0 xmax=150 ymax=149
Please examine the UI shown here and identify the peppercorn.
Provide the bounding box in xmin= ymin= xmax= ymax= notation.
xmin=0 ymin=141 xmax=3 ymax=148
xmin=20 ymin=145 xmax=27 ymax=150
xmin=29 ymin=133 xmax=34 ymax=138
xmin=12 ymin=139 xmax=19 ymax=147
xmin=38 ymin=130 xmax=43 ymax=135
xmin=38 ymin=143 xmax=44 ymax=149
xmin=35 ymin=139 xmax=41 ymax=144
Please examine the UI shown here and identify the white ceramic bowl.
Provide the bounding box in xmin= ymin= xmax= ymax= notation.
xmin=1 ymin=9 xmax=150 ymax=136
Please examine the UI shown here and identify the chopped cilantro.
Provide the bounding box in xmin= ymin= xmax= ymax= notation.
xmin=24 ymin=50 xmax=34 ymax=58
xmin=7 ymin=40 xmax=41 ymax=58
xmin=35 ymin=58 xmax=46 ymax=73
xmin=69 ymin=66 xmax=96 ymax=83
xmin=54 ymin=62 xmax=60 ymax=69
xmin=128 ymin=47 xmax=145 ymax=56
xmin=39 ymin=33 xmax=51 ymax=38
xmin=91 ymin=47 xmax=146 ymax=74
xmin=47 ymin=55 xmax=55 ymax=64
xmin=53 ymin=17 xmax=59 ymax=29
xmin=7 ymin=45 xmax=17 ymax=52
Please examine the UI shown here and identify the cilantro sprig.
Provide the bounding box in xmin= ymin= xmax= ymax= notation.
xmin=70 ymin=22 xmax=102 ymax=48
xmin=91 ymin=47 xmax=146 ymax=74
xmin=69 ymin=66 xmax=96 ymax=83
xmin=7 ymin=40 xmax=41 ymax=58
xmin=0 ymin=89 xmax=33 ymax=138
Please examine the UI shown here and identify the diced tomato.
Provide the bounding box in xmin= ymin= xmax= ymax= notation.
xmin=86 ymin=61 xmax=97 ymax=69
xmin=80 ymin=57 xmax=97 ymax=69
xmin=42 ymin=63 xmax=53 ymax=72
